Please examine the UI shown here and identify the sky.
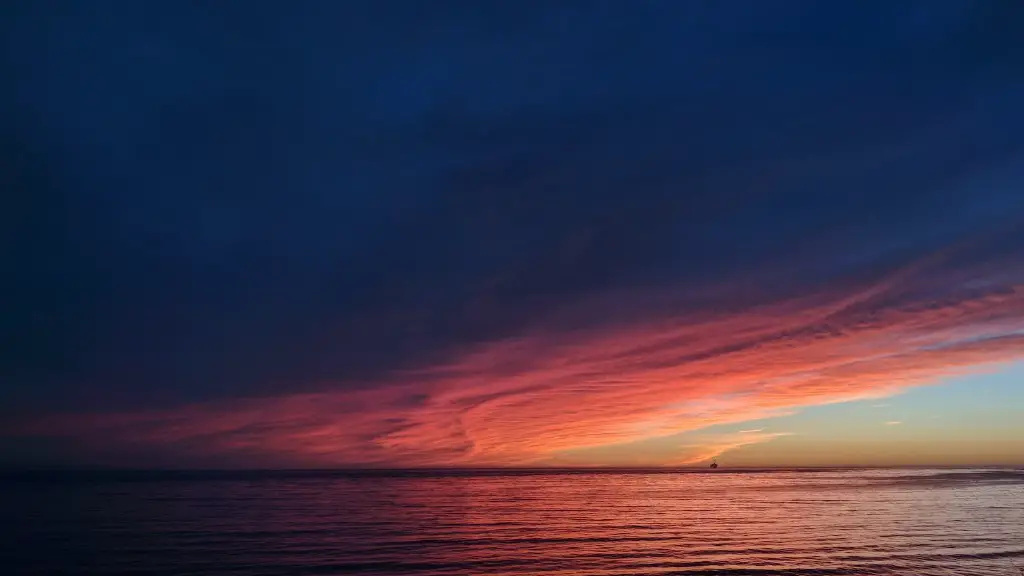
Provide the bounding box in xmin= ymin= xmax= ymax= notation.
xmin=1 ymin=0 xmax=1023 ymax=469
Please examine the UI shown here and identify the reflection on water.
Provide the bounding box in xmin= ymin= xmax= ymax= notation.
xmin=3 ymin=469 xmax=1022 ymax=575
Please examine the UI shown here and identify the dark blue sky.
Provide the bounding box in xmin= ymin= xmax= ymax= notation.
xmin=2 ymin=1 xmax=1023 ymax=467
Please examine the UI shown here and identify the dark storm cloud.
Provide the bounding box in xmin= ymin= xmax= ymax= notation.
xmin=2 ymin=0 xmax=1022 ymax=430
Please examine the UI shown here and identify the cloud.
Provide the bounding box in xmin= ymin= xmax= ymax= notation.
xmin=670 ymin=432 xmax=794 ymax=466
xmin=739 ymin=429 xmax=765 ymax=434
xmin=10 ymin=252 xmax=1023 ymax=467
xmin=886 ymin=421 xmax=903 ymax=426
xmin=547 ymin=430 xmax=794 ymax=467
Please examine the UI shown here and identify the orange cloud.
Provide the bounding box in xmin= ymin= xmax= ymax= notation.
xmin=669 ymin=431 xmax=794 ymax=465
xmin=544 ymin=430 xmax=792 ymax=467
xmin=9 ymin=257 xmax=1024 ymax=468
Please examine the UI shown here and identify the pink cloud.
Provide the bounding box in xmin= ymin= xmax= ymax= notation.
xmin=10 ymin=257 xmax=1024 ymax=467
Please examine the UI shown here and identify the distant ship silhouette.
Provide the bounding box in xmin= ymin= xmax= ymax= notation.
xmin=710 ymin=459 xmax=719 ymax=469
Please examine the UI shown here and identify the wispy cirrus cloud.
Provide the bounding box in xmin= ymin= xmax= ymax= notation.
xmin=11 ymin=253 xmax=1023 ymax=467
xmin=670 ymin=432 xmax=794 ymax=466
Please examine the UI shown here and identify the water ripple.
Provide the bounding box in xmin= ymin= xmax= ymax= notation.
xmin=2 ymin=468 xmax=1022 ymax=575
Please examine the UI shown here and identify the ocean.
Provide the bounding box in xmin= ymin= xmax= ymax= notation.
xmin=3 ymin=468 xmax=1022 ymax=575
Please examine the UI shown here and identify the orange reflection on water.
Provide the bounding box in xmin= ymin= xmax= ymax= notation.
xmin=8 ymin=469 xmax=1021 ymax=575
xmin=300 ymin=469 xmax=1022 ymax=575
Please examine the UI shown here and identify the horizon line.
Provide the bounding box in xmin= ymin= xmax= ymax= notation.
xmin=3 ymin=464 xmax=1022 ymax=474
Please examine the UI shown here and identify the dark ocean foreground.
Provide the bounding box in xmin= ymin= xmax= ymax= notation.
xmin=2 ymin=468 xmax=1022 ymax=575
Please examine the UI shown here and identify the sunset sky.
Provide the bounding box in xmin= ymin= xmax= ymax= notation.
xmin=3 ymin=1 xmax=1023 ymax=468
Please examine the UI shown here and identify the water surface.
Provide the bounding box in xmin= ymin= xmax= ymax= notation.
xmin=3 ymin=468 xmax=1022 ymax=575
